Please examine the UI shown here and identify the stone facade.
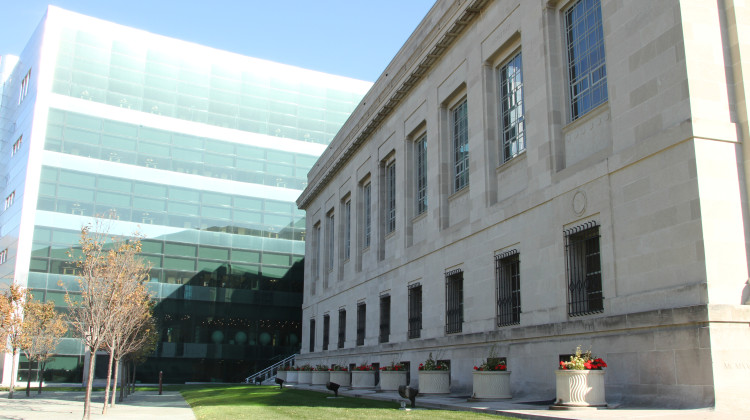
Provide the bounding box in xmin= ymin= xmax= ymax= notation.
xmin=296 ymin=0 xmax=750 ymax=410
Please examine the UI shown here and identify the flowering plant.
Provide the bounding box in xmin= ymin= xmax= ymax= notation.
xmin=314 ymin=364 xmax=329 ymax=371
xmin=559 ymin=346 xmax=607 ymax=370
xmin=329 ymin=364 xmax=348 ymax=371
xmin=418 ymin=353 xmax=448 ymax=371
xmin=380 ymin=362 xmax=405 ymax=371
xmin=278 ymin=365 xmax=291 ymax=371
xmin=299 ymin=364 xmax=314 ymax=371
xmin=474 ymin=360 xmax=507 ymax=371
xmin=354 ymin=363 xmax=374 ymax=371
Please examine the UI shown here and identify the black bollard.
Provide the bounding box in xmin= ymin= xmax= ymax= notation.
xmin=159 ymin=371 xmax=163 ymax=395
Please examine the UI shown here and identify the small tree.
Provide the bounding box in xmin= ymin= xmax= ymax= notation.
xmin=20 ymin=296 xmax=67 ymax=397
xmin=121 ymin=320 xmax=158 ymax=401
xmin=1 ymin=284 xmax=28 ymax=399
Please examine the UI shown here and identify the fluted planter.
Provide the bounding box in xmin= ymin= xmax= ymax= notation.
xmin=554 ymin=369 xmax=606 ymax=407
xmin=286 ymin=371 xmax=298 ymax=383
xmin=471 ymin=371 xmax=511 ymax=399
xmin=312 ymin=370 xmax=330 ymax=385
xmin=298 ymin=370 xmax=313 ymax=384
xmin=418 ymin=370 xmax=450 ymax=394
xmin=276 ymin=370 xmax=287 ymax=381
xmin=379 ymin=370 xmax=408 ymax=391
xmin=351 ymin=370 xmax=376 ymax=388
xmin=329 ymin=371 xmax=351 ymax=387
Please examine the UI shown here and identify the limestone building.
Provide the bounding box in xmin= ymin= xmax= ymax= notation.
xmin=0 ymin=7 xmax=369 ymax=384
xmin=296 ymin=0 xmax=750 ymax=409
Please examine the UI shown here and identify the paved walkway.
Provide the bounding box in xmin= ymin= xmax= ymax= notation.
xmin=288 ymin=382 xmax=750 ymax=420
xmin=0 ymin=390 xmax=195 ymax=420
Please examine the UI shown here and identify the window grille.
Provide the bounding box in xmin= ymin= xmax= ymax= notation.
xmin=499 ymin=52 xmax=525 ymax=162
xmin=565 ymin=222 xmax=603 ymax=316
xmin=327 ymin=213 xmax=334 ymax=271
xmin=309 ymin=319 xmax=315 ymax=353
xmin=452 ymin=99 xmax=469 ymax=192
xmin=338 ymin=309 xmax=346 ymax=349
xmin=445 ymin=269 xmax=464 ymax=334
xmin=386 ymin=161 xmax=396 ymax=233
xmin=565 ymin=0 xmax=607 ymax=120
xmin=415 ymin=134 xmax=428 ymax=214
xmin=408 ymin=283 xmax=422 ymax=339
xmin=344 ymin=200 xmax=351 ymax=260
xmin=495 ymin=250 xmax=521 ymax=326
xmin=356 ymin=302 xmax=366 ymax=346
xmin=322 ymin=314 xmax=330 ymax=351
xmin=379 ymin=294 xmax=391 ymax=343
xmin=313 ymin=223 xmax=321 ymax=279
xmin=363 ymin=182 xmax=371 ymax=248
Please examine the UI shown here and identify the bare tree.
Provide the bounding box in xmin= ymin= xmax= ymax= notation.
xmin=1 ymin=284 xmax=28 ymax=399
xmin=20 ymin=295 xmax=67 ymax=397
xmin=101 ymin=247 xmax=152 ymax=413
xmin=121 ymin=322 xmax=158 ymax=401
xmin=64 ymin=221 xmax=147 ymax=420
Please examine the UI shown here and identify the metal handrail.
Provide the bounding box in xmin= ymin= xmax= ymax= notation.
xmin=244 ymin=353 xmax=297 ymax=384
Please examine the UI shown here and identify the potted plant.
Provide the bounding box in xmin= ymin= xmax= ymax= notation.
xmin=351 ymin=363 xmax=376 ymax=388
xmin=417 ymin=353 xmax=450 ymax=394
xmin=328 ymin=364 xmax=351 ymax=387
xmin=554 ymin=346 xmax=607 ymax=407
xmin=312 ymin=364 xmax=330 ymax=385
xmin=379 ymin=362 xmax=408 ymax=391
xmin=471 ymin=357 xmax=511 ymax=400
xmin=286 ymin=366 xmax=299 ymax=383
xmin=297 ymin=364 xmax=313 ymax=384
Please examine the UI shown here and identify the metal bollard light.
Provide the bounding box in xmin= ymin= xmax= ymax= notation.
xmin=159 ymin=371 xmax=163 ymax=395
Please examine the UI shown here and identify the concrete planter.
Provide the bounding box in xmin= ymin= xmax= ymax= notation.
xmin=312 ymin=371 xmax=330 ymax=385
xmin=297 ymin=370 xmax=313 ymax=384
xmin=351 ymin=370 xmax=377 ymax=388
xmin=286 ymin=371 xmax=298 ymax=383
xmin=418 ymin=370 xmax=450 ymax=394
xmin=276 ymin=370 xmax=287 ymax=381
xmin=471 ymin=371 xmax=511 ymax=399
xmin=554 ymin=369 xmax=606 ymax=407
xmin=329 ymin=371 xmax=351 ymax=387
xmin=379 ymin=370 xmax=408 ymax=391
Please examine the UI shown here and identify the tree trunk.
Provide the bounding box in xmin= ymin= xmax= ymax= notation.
xmin=119 ymin=361 xmax=125 ymax=402
xmin=83 ymin=350 xmax=96 ymax=420
xmin=8 ymin=348 xmax=18 ymax=399
xmin=102 ymin=351 xmax=114 ymax=414
xmin=38 ymin=361 xmax=45 ymax=395
xmin=26 ymin=357 xmax=32 ymax=397
xmin=110 ymin=360 xmax=120 ymax=407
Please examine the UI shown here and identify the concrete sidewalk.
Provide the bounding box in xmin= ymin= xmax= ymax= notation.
xmin=289 ymin=382 xmax=748 ymax=420
xmin=0 ymin=390 xmax=195 ymax=420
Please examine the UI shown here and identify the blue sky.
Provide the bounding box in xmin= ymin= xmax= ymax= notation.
xmin=0 ymin=1 xmax=436 ymax=82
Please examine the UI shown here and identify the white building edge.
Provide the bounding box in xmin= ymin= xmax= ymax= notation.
xmin=296 ymin=0 xmax=750 ymax=410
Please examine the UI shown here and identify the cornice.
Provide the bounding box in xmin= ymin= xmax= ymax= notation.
xmin=297 ymin=0 xmax=490 ymax=209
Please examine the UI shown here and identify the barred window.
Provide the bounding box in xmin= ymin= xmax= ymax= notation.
xmin=326 ymin=212 xmax=334 ymax=271
xmin=408 ymin=283 xmax=422 ymax=339
xmin=415 ymin=133 xmax=428 ymax=215
xmin=445 ymin=269 xmax=464 ymax=334
xmin=379 ymin=294 xmax=391 ymax=343
xmin=344 ymin=199 xmax=351 ymax=260
xmin=338 ymin=309 xmax=346 ymax=348
xmin=499 ymin=52 xmax=525 ymax=162
xmin=363 ymin=182 xmax=371 ymax=248
xmin=313 ymin=223 xmax=321 ymax=280
xmin=309 ymin=318 xmax=315 ymax=353
xmin=565 ymin=222 xmax=603 ymax=316
xmin=496 ymin=250 xmax=521 ymax=326
xmin=322 ymin=314 xmax=330 ymax=351
xmin=452 ymin=99 xmax=469 ymax=192
xmin=385 ymin=161 xmax=396 ymax=234
xmin=356 ymin=302 xmax=366 ymax=346
xmin=566 ymin=0 xmax=607 ymax=120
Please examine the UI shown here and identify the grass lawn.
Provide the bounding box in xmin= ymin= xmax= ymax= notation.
xmin=181 ymin=385 xmax=515 ymax=420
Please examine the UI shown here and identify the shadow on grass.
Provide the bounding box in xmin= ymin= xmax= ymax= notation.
xmin=181 ymin=385 xmax=398 ymax=410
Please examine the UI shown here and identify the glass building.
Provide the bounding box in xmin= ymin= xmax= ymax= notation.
xmin=0 ymin=6 xmax=370 ymax=384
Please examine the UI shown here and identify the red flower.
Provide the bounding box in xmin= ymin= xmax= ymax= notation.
xmin=473 ymin=366 xmax=479 ymax=370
